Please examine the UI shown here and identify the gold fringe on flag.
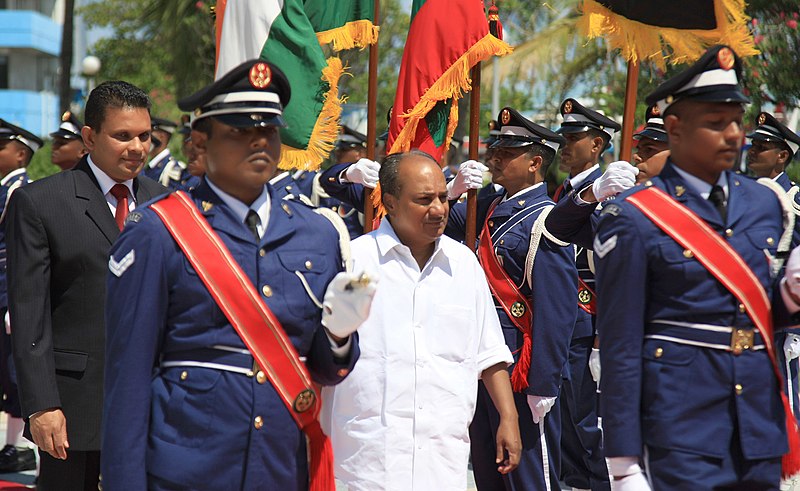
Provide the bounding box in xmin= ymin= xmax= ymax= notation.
xmin=369 ymin=34 xmax=512 ymax=216
xmin=578 ymin=0 xmax=759 ymax=69
xmin=278 ymin=56 xmax=345 ymax=171
xmin=317 ymin=20 xmax=380 ymax=51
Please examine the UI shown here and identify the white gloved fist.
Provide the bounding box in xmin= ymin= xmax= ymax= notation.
xmin=321 ymin=271 xmax=378 ymax=338
xmin=785 ymin=334 xmax=800 ymax=361
xmin=612 ymin=472 xmax=651 ymax=491
xmin=4 ymin=310 xmax=9 ymax=336
xmin=589 ymin=348 xmax=601 ymax=383
xmin=344 ymin=158 xmax=380 ymax=189
xmin=447 ymin=160 xmax=488 ymax=200
xmin=526 ymin=395 xmax=556 ymax=424
xmin=783 ymin=247 xmax=800 ymax=307
xmin=591 ymin=161 xmax=639 ymax=201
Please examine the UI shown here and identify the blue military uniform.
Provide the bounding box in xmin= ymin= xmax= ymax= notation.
xmin=447 ymin=107 xmax=578 ymax=490
xmin=597 ymin=46 xmax=795 ymax=489
xmin=101 ymin=59 xmax=360 ymax=491
xmin=554 ymin=98 xmax=619 ymax=491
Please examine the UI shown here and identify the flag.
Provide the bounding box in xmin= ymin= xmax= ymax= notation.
xmin=387 ymin=0 xmax=512 ymax=161
xmin=306 ymin=0 xmax=379 ymax=52
xmin=578 ymin=0 xmax=758 ymax=68
xmin=215 ymin=0 xmax=344 ymax=170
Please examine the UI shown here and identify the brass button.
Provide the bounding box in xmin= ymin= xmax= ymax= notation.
xmin=256 ymin=371 xmax=267 ymax=384
xmin=735 ymin=383 xmax=743 ymax=395
xmin=738 ymin=303 xmax=746 ymax=313
xmin=683 ymin=249 xmax=694 ymax=258
xmin=180 ymin=370 xmax=188 ymax=381
xmin=337 ymin=368 xmax=349 ymax=377
xmin=725 ymin=229 xmax=733 ymax=237
xmin=654 ymin=347 xmax=663 ymax=358
xmin=499 ymin=239 xmax=504 ymax=245
xmin=488 ymin=220 xmax=494 ymax=227
xmin=331 ymin=206 xmax=338 ymax=212
xmin=254 ymin=416 xmax=264 ymax=430
xmin=645 ymin=180 xmax=653 ymax=187
xmin=305 ymin=260 xmax=313 ymax=270
xmin=767 ymin=237 xmax=775 ymax=246
xmin=259 ymin=248 xmax=266 ymax=257
xmin=262 ymin=285 xmax=273 ymax=297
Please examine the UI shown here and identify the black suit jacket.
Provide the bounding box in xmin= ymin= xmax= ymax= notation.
xmin=6 ymin=157 xmax=167 ymax=450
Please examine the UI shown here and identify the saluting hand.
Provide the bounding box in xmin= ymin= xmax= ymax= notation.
xmin=447 ymin=160 xmax=488 ymax=200
xmin=344 ymin=158 xmax=381 ymax=189
xmin=30 ymin=408 xmax=69 ymax=460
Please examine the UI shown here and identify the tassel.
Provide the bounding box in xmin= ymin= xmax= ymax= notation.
xmin=488 ymin=3 xmax=503 ymax=40
xmin=510 ymin=332 xmax=532 ymax=392
xmin=782 ymin=392 xmax=800 ymax=479
xmin=306 ymin=421 xmax=336 ymax=491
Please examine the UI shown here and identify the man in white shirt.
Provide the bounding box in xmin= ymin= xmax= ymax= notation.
xmin=324 ymin=150 xmax=520 ymax=490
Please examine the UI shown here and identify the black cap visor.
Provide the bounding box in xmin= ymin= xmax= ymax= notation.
xmin=49 ymin=129 xmax=81 ymax=139
xmin=633 ymin=128 xmax=668 ymax=142
xmin=489 ymin=136 xmax=536 ymax=149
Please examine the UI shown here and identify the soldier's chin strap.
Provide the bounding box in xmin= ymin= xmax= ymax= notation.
xmin=627 ymin=185 xmax=800 ymax=479
xmin=151 ymin=191 xmax=336 ymax=491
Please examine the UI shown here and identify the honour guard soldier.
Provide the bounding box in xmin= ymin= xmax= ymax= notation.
xmin=101 ymin=59 xmax=374 ymax=490
xmin=0 ymin=120 xmax=41 ymax=473
xmin=143 ymin=117 xmax=191 ymax=189
xmin=49 ymin=111 xmax=87 ymax=171
xmin=595 ymin=45 xmax=800 ymax=489
xmin=746 ymin=113 xmax=800 ymax=428
xmin=446 ymin=107 xmax=578 ymax=490
xmin=633 ymin=105 xmax=670 ymax=182
xmin=553 ymin=98 xmax=620 ymax=491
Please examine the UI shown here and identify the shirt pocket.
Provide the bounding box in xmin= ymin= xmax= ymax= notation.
xmin=431 ymin=305 xmax=475 ymax=363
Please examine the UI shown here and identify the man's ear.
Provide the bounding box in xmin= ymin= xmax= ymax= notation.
xmin=528 ymin=154 xmax=543 ymax=175
xmin=191 ymin=129 xmax=208 ymax=156
xmin=776 ymin=148 xmax=791 ymax=166
xmin=591 ymin=136 xmax=605 ymax=154
xmin=81 ymin=126 xmax=96 ymax=152
xmin=664 ymin=114 xmax=681 ymax=145
xmin=383 ymin=193 xmax=398 ymax=215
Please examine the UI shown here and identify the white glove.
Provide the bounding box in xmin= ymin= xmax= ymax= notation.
xmin=447 ymin=160 xmax=488 ymax=200
xmin=612 ymin=472 xmax=651 ymax=491
xmin=589 ymin=348 xmax=601 ymax=383
xmin=344 ymin=158 xmax=380 ymax=189
xmin=526 ymin=395 xmax=556 ymax=424
xmin=591 ymin=161 xmax=639 ymax=201
xmin=608 ymin=457 xmax=651 ymax=491
xmin=785 ymin=334 xmax=800 ymax=361
xmin=321 ymin=271 xmax=378 ymax=338
xmin=4 ymin=310 xmax=9 ymax=336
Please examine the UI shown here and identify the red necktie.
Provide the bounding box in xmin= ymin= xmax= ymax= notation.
xmin=110 ymin=184 xmax=129 ymax=231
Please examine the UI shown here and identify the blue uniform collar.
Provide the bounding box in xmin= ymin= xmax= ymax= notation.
xmin=0 ymin=167 xmax=27 ymax=187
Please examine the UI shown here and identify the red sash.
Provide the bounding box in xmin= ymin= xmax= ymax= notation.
xmin=477 ymin=199 xmax=534 ymax=392
xmin=627 ymin=186 xmax=800 ymax=478
xmin=553 ymin=183 xmax=597 ymax=315
xmin=150 ymin=192 xmax=335 ymax=491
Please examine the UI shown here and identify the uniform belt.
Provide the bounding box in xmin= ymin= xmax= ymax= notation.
xmin=646 ymin=320 xmax=765 ymax=354
xmin=160 ymin=347 xmax=309 ymax=376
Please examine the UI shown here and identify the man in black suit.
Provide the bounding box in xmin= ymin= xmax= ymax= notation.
xmin=6 ymin=81 xmax=167 ymax=490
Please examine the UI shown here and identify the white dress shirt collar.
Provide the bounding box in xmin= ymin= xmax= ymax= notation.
xmin=206 ymin=178 xmax=270 ymax=238
xmin=87 ymin=155 xmax=135 ymax=202
xmin=376 ymin=217 xmax=446 ymax=271
xmin=672 ymin=164 xmax=728 ymax=201
xmin=569 ymin=163 xmax=600 ymax=190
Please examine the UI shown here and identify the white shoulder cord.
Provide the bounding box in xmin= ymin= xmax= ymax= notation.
xmin=523 ymin=205 xmax=570 ymax=289
xmin=310 ymin=173 xmax=332 ymax=207
xmin=313 ymin=206 xmax=353 ymax=273
xmin=757 ymin=177 xmax=796 ymax=254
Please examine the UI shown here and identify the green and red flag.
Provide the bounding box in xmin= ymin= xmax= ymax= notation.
xmin=306 ymin=0 xmax=379 ymax=52
xmin=578 ymin=0 xmax=758 ymax=68
xmin=214 ymin=0 xmax=344 ymax=170
xmin=386 ymin=0 xmax=512 ymax=161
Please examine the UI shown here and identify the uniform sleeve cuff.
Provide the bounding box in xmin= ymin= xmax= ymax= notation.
xmin=327 ymin=333 xmax=352 ymax=359
xmin=782 ymin=278 xmax=800 ymax=314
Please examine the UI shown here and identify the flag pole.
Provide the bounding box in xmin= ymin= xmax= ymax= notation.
xmin=363 ymin=0 xmax=380 ymax=234
xmin=465 ymin=63 xmax=481 ymax=251
xmin=619 ymin=60 xmax=639 ymax=162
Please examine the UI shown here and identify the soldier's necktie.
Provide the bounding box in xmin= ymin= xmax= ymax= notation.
xmin=563 ymin=180 xmax=572 ymax=196
xmin=110 ymin=184 xmax=129 ymax=231
xmin=245 ymin=209 xmax=260 ymax=240
xmin=708 ymin=185 xmax=727 ymax=223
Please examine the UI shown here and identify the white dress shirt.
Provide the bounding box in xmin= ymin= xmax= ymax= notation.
xmin=87 ymin=155 xmax=136 ymax=214
xmin=323 ymin=219 xmax=512 ymax=491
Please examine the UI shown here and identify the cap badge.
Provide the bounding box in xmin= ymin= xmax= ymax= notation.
xmin=651 ymin=105 xmax=660 ymax=116
xmin=564 ymin=100 xmax=573 ymax=113
xmin=758 ymin=113 xmax=766 ymax=125
xmin=717 ymin=47 xmax=735 ymax=71
xmin=61 ymin=111 xmax=71 ymax=122
xmin=249 ymin=62 xmax=272 ymax=89
xmin=500 ymin=109 xmax=511 ymax=125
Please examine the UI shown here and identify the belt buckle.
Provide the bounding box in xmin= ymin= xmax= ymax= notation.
xmin=730 ymin=328 xmax=755 ymax=355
